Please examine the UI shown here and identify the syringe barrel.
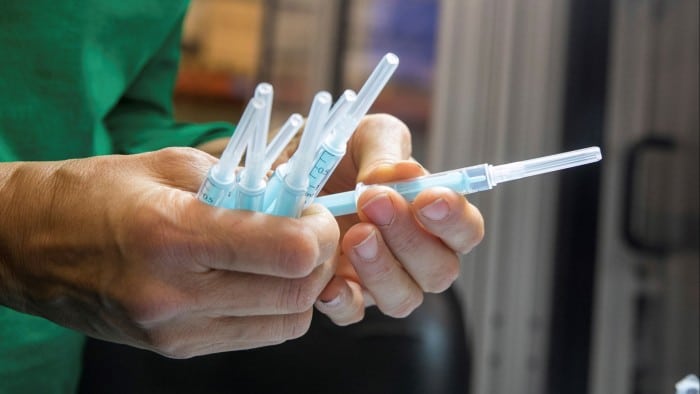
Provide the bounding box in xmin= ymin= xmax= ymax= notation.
xmin=315 ymin=164 xmax=493 ymax=216
xmin=303 ymin=141 xmax=345 ymax=206
xmin=263 ymin=164 xmax=288 ymax=211
xmin=463 ymin=164 xmax=492 ymax=192
xmin=314 ymin=147 xmax=602 ymax=216
xmin=358 ymin=164 xmax=491 ymax=200
xmin=233 ymin=181 xmax=266 ymax=212
xmin=270 ymin=180 xmax=307 ymax=218
xmin=197 ymin=167 xmax=235 ymax=206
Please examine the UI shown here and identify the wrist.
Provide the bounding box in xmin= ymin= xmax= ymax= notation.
xmin=0 ymin=161 xmax=65 ymax=313
xmin=0 ymin=162 xmax=31 ymax=309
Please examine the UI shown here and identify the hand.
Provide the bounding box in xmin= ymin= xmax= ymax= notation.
xmin=0 ymin=147 xmax=339 ymax=358
xmin=314 ymin=114 xmax=485 ymax=325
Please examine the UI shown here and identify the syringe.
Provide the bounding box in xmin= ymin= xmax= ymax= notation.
xmin=197 ymin=96 xmax=263 ymax=206
xmin=268 ymin=91 xmax=332 ymax=217
xmin=262 ymin=113 xmax=304 ymax=172
xmin=233 ymin=83 xmax=273 ymax=211
xmin=263 ymin=89 xmax=357 ymax=212
xmin=315 ymin=147 xmax=603 ymax=216
xmin=301 ymin=53 xmax=399 ymax=206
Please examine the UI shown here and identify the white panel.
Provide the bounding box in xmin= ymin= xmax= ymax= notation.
xmin=431 ymin=1 xmax=570 ymax=393
xmin=590 ymin=1 xmax=699 ymax=393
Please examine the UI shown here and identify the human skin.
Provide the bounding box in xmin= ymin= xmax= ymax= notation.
xmin=0 ymin=114 xmax=484 ymax=358
xmin=0 ymin=147 xmax=339 ymax=358
xmin=313 ymin=114 xmax=484 ymax=325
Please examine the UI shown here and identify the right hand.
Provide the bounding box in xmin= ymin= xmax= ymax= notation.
xmin=0 ymin=147 xmax=339 ymax=358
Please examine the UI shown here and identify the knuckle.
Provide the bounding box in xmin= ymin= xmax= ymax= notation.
xmin=115 ymin=282 xmax=184 ymax=326
xmin=147 ymin=329 xmax=191 ymax=359
xmin=153 ymin=146 xmax=185 ymax=161
xmin=154 ymin=146 xmax=205 ymax=164
xmin=121 ymin=293 xmax=172 ymax=326
xmin=280 ymin=278 xmax=319 ymax=313
xmin=277 ymin=227 xmax=320 ymax=277
xmin=280 ymin=312 xmax=312 ymax=341
xmin=119 ymin=290 xmax=156 ymax=323
xmin=316 ymin=221 xmax=340 ymax=261
xmin=389 ymin=226 xmax=423 ymax=256
xmin=422 ymin=256 xmax=460 ymax=293
xmin=150 ymin=147 xmax=215 ymax=179
xmin=365 ymin=257 xmax=396 ymax=283
xmin=460 ymin=217 xmax=485 ymax=254
xmin=385 ymin=291 xmax=424 ymax=318
xmin=332 ymin=306 xmax=365 ymax=327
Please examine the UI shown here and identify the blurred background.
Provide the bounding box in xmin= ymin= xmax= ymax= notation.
xmin=172 ymin=0 xmax=698 ymax=393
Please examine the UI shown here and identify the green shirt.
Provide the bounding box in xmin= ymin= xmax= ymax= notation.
xmin=0 ymin=1 xmax=233 ymax=392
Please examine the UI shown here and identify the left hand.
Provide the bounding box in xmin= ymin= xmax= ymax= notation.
xmin=313 ymin=114 xmax=485 ymax=325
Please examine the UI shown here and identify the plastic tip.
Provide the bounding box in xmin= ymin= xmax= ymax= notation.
xmin=384 ymin=52 xmax=400 ymax=65
xmin=316 ymin=91 xmax=333 ymax=105
xmin=342 ymin=89 xmax=357 ymax=101
xmin=255 ymin=82 xmax=273 ymax=96
xmin=490 ymin=146 xmax=602 ymax=185
xmin=290 ymin=113 xmax=303 ymax=127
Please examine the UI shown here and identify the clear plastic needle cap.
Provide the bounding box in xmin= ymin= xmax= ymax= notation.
xmin=490 ymin=146 xmax=602 ymax=186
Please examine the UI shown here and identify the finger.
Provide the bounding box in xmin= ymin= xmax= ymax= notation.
xmin=187 ymin=257 xmax=336 ymax=317
xmin=357 ymin=187 xmax=461 ymax=293
xmin=314 ymin=276 xmax=365 ymax=326
xmin=147 ymin=310 xmax=313 ymax=358
xmin=341 ymin=222 xmax=424 ymax=318
xmin=412 ymin=187 xmax=485 ymax=254
xmin=348 ymin=114 xmax=415 ymax=182
xmin=178 ymin=202 xmax=340 ymax=278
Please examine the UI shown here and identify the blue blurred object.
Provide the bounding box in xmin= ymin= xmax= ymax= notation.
xmin=368 ymin=0 xmax=438 ymax=88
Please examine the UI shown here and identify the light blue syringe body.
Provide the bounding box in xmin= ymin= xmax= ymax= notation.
xmin=233 ymin=83 xmax=273 ymax=212
xmin=263 ymin=54 xmax=397 ymax=212
xmin=316 ymin=146 xmax=603 ymax=216
xmin=263 ymin=90 xmax=356 ymax=213
xmin=197 ymin=97 xmax=262 ymax=207
xmin=198 ymin=167 xmax=236 ymax=206
xmin=269 ymin=91 xmax=332 ymax=217
xmin=263 ymin=117 xmax=350 ymax=213
xmin=263 ymin=163 xmax=287 ymax=212
xmin=304 ymin=133 xmax=347 ymax=203
xmin=317 ymin=164 xmax=492 ymax=216
xmin=301 ymin=53 xmax=399 ymax=207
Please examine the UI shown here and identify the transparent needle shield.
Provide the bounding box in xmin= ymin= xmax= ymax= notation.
xmin=315 ymin=147 xmax=602 ymax=216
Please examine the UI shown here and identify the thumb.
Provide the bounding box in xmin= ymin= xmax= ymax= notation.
xmin=350 ymin=114 xmax=426 ymax=184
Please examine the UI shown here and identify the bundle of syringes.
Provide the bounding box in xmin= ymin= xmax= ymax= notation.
xmin=197 ymin=52 xmax=603 ymax=218
xmin=197 ymin=52 xmax=400 ymax=217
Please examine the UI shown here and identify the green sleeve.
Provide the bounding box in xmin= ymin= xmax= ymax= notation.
xmin=105 ymin=15 xmax=234 ymax=154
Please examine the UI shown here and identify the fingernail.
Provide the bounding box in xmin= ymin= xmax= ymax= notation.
xmin=361 ymin=193 xmax=394 ymax=226
xmin=420 ymin=198 xmax=450 ymax=221
xmin=354 ymin=230 xmax=378 ymax=261
xmin=318 ymin=293 xmax=342 ymax=307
